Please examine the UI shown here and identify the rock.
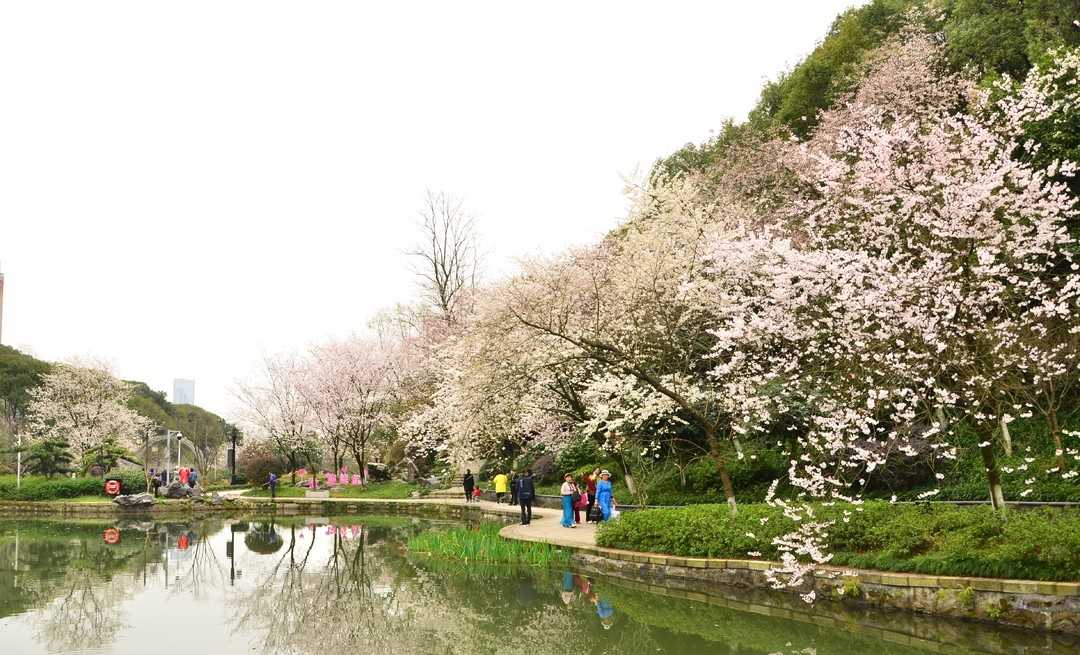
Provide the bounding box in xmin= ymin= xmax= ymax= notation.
xmin=410 ymin=491 xmax=421 ymax=498
xmin=194 ymin=492 xmax=224 ymax=506
xmin=113 ymin=493 xmax=155 ymax=508
xmin=162 ymin=482 xmax=195 ymax=499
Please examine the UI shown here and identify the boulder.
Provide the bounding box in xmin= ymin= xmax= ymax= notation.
xmin=194 ymin=492 xmax=224 ymax=506
xmin=162 ymin=482 xmax=195 ymax=499
xmin=113 ymin=493 xmax=155 ymax=508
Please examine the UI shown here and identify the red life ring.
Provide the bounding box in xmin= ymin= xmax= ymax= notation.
xmin=103 ymin=528 xmax=121 ymax=544
xmin=104 ymin=480 xmax=121 ymax=496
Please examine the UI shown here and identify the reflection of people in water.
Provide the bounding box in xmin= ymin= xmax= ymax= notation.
xmin=575 ymin=575 xmax=614 ymax=630
xmin=574 ymin=574 xmax=591 ymax=597
xmin=569 ymin=574 xmax=614 ymax=627
xmin=596 ymin=598 xmax=614 ymax=629
xmin=560 ymin=571 xmax=575 ymax=606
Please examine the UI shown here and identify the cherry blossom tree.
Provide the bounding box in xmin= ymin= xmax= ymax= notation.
xmin=302 ymin=337 xmax=397 ymax=479
xmin=500 ymin=177 xmax=758 ymax=511
xmin=235 ymin=353 xmax=317 ymax=482
xmin=25 ymin=362 xmax=152 ymax=465
xmin=703 ymin=28 xmax=1079 ymax=514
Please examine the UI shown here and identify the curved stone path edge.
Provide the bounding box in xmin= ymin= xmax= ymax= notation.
xmin=496 ymin=504 xmax=1080 ymax=637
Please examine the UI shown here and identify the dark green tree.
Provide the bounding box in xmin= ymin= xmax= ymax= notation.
xmin=21 ymin=437 xmax=75 ymax=477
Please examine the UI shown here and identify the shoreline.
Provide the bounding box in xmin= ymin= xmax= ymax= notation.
xmin=3 ymin=495 xmax=1078 ymax=638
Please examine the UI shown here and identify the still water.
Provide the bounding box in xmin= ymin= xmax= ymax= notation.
xmin=0 ymin=516 xmax=1075 ymax=655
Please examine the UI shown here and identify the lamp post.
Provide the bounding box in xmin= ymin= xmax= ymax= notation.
xmin=229 ymin=426 xmax=239 ymax=485
xmin=165 ymin=430 xmax=183 ymax=484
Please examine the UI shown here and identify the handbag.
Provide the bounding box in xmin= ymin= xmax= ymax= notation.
xmin=571 ymin=490 xmax=581 ymax=505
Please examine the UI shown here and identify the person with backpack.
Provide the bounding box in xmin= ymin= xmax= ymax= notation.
xmin=267 ymin=472 xmax=279 ymax=499
xmin=517 ymin=469 xmax=535 ymax=525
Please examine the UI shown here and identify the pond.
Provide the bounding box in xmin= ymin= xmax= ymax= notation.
xmin=0 ymin=516 xmax=1075 ymax=655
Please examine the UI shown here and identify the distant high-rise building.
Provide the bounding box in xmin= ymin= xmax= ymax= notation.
xmin=173 ymin=379 xmax=195 ymax=405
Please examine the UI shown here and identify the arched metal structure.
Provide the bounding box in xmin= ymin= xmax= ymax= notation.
xmin=143 ymin=430 xmax=198 ymax=484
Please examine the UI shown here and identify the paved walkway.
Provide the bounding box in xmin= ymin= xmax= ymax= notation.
xmin=497 ymin=503 xmax=599 ymax=548
xmin=364 ymin=495 xmax=600 ymax=547
xmin=209 ymin=489 xmax=600 ymax=547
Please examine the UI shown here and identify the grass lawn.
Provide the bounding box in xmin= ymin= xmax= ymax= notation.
xmin=331 ymin=480 xmax=420 ymax=499
xmin=240 ymin=481 xmax=419 ymax=499
xmin=597 ymin=501 xmax=1080 ymax=582
xmin=242 ymin=486 xmax=306 ymax=498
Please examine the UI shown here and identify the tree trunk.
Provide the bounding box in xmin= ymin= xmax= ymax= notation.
xmin=705 ymin=427 xmax=737 ymax=514
xmin=1047 ymin=411 xmax=1066 ymax=469
xmin=934 ymin=406 xmax=947 ymax=430
xmin=978 ymin=439 xmax=1005 ymax=511
xmin=999 ymin=415 xmax=1013 ymax=457
xmin=143 ymin=437 xmax=151 ymax=493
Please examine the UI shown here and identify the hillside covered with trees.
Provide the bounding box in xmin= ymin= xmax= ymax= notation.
xmin=0 ymin=344 xmax=237 ymax=479
xmin=233 ymin=0 xmax=1080 ymax=533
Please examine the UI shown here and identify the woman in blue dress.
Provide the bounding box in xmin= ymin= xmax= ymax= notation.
xmin=559 ymin=474 xmax=578 ymax=528
xmin=596 ymin=470 xmax=614 ymax=521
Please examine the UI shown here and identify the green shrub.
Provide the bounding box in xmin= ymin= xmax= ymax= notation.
xmin=0 ymin=475 xmax=105 ymax=500
xmin=555 ymin=437 xmax=603 ymax=473
xmin=109 ymin=469 xmax=151 ymax=495
xmin=597 ymin=502 xmax=1080 ymax=581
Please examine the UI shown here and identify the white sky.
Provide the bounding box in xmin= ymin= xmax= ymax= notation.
xmin=1 ymin=1 xmax=864 ymax=417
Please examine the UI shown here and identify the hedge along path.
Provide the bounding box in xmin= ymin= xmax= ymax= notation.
xmin=502 ymin=521 xmax=1080 ymax=596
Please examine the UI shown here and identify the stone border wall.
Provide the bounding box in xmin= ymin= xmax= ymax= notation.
xmin=539 ymin=539 xmax=1080 ymax=637
xmin=0 ymin=498 xmax=520 ymax=523
xmin=594 ymin=573 xmax=1080 ymax=654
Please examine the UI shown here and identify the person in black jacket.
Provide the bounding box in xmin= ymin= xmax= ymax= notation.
xmin=517 ymin=469 xmax=535 ymax=525
xmin=509 ymin=470 xmax=518 ymax=506
xmin=463 ymin=470 xmax=475 ymax=503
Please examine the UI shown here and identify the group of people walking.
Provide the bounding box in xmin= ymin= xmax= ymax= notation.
xmin=462 ymin=467 xmax=616 ymax=527
xmin=559 ymin=468 xmax=615 ymax=528
xmin=150 ymin=466 xmax=198 ymax=488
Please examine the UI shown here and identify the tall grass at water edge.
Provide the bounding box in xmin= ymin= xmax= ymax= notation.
xmin=408 ymin=522 xmax=570 ymax=567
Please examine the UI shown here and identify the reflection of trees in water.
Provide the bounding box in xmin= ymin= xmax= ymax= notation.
xmin=4 ymin=518 xmax=833 ymax=655
xmin=244 ymin=522 xmax=283 ymax=554
xmin=232 ymin=523 xmax=418 ymax=653
xmin=0 ymin=518 xmax=229 ymax=653
xmin=0 ymin=521 xmax=155 ymax=652
xmin=228 ymin=522 xmax=659 ymax=655
xmin=33 ymin=570 xmax=132 ymax=651
xmin=168 ymin=521 xmax=227 ymax=599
